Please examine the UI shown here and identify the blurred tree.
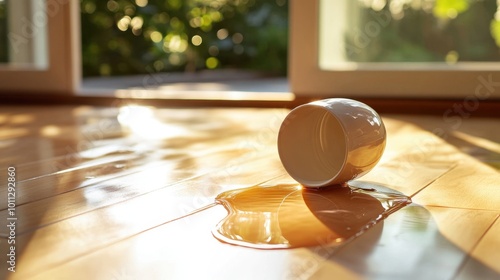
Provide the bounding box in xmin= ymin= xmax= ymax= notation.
xmin=345 ymin=0 xmax=500 ymax=63
xmin=81 ymin=0 xmax=288 ymax=77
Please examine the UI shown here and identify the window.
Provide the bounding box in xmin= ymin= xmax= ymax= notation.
xmin=0 ymin=0 xmax=48 ymax=68
xmin=0 ymin=0 xmax=80 ymax=94
xmin=78 ymin=0 xmax=290 ymax=99
xmin=290 ymin=0 xmax=500 ymax=98
xmin=1 ymin=0 xmax=499 ymax=100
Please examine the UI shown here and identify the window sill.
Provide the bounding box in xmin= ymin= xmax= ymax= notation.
xmin=1 ymin=70 xmax=500 ymax=117
xmin=80 ymin=71 xmax=292 ymax=102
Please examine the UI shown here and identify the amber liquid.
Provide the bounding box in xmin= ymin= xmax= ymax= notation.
xmin=213 ymin=182 xmax=411 ymax=249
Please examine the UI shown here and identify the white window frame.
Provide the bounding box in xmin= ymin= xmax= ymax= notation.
xmin=289 ymin=0 xmax=500 ymax=99
xmin=0 ymin=0 xmax=80 ymax=94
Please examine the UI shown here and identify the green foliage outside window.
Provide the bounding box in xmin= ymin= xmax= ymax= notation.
xmin=346 ymin=0 xmax=500 ymax=63
xmin=80 ymin=0 xmax=289 ymax=77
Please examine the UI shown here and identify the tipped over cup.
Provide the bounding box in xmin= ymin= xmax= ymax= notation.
xmin=277 ymin=98 xmax=386 ymax=188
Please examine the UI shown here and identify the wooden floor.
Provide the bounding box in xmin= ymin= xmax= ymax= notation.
xmin=0 ymin=103 xmax=499 ymax=279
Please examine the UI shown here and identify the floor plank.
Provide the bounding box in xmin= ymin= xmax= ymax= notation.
xmin=309 ymin=205 xmax=499 ymax=280
xmin=412 ymin=155 xmax=500 ymax=211
xmin=26 ymin=204 xmax=499 ymax=280
xmin=0 ymin=156 xmax=285 ymax=278
xmin=30 ymin=205 xmax=286 ymax=280
xmin=0 ymin=149 xmax=282 ymax=235
xmin=456 ymin=215 xmax=500 ymax=280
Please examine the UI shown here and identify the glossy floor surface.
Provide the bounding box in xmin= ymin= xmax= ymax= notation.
xmin=0 ymin=104 xmax=499 ymax=279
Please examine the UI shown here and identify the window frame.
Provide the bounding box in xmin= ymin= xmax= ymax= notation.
xmin=289 ymin=0 xmax=500 ymax=99
xmin=0 ymin=0 xmax=80 ymax=95
xmin=2 ymin=0 xmax=499 ymax=101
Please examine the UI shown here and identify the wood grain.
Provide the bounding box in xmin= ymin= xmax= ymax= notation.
xmin=309 ymin=205 xmax=499 ymax=280
xmin=456 ymin=215 xmax=500 ymax=279
xmin=0 ymin=105 xmax=498 ymax=280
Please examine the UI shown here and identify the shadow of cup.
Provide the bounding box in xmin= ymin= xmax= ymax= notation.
xmin=278 ymin=185 xmax=386 ymax=247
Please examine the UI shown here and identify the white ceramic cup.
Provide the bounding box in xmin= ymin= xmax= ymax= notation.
xmin=277 ymin=98 xmax=386 ymax=187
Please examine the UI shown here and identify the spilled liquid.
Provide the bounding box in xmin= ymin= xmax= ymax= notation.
xmin=213 ymin=182 xmax=411 ymax=249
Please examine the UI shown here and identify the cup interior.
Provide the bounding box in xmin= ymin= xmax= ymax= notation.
xmin=278 ymin=105 xmax=347 ymax=187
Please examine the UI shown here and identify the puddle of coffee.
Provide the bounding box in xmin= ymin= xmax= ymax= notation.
xmin=213 ymin=182 xmax=411 ymax=249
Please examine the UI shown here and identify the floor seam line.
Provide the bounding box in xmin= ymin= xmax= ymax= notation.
xmin=451 ymin=214 xmax=500 ymax=280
